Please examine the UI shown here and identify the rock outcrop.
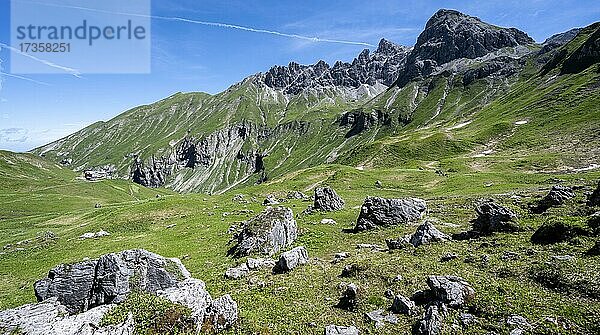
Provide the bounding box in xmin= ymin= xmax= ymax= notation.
xmin=413 ymin=302 xmax=446 ymax=335
xmin=531 ymin=218 xmax=587 ymax=245
xmin=337 ymin=283 xmax=359 ymax=311
xmin=228 ymin=206 xmax=297 ymax=257
xmin=339 ymin=110 xmax=391 ymax=138
xmin=34 ymin=249 xmax=190 ymax=314
xmin=561 ymin=24 xmax=600 ymax=74
xmin=391 ymin=295 xmax=416 ymax=315
xmin=313 ymin=187 xmax=345 ymax=211
xmin=395 ymin=9 xmax=534 ymax=87
xmin=3 ymin=250 xmax=238 ymax=334
xmin=355 ymin=197 xmax=427 ymax=231
xmin=263 ymin=39 xmax=410 ymax=95
xmin=274 ymin=246 xmax=309 ymax=272
xmin=427 ymin=275 xmax=475 ymax=309
xmin=531 ymin=185 xmax=576 ymax=213
xmin=471 ymin=200 xmax=519 ymax=235
xmin=409 ymin=221 xmax=451 ymax=247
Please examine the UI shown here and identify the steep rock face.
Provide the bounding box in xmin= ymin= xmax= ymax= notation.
xmin=539 ymin=28 xmax=583 ymax=55
xmin=263 ymin=39 xmax=410 ymax=94
xmin=395 ymin=9 xmax=534 ymax=87
xmin=131 ymin=121 xmax=309 ymax=192
xmin=561 ymin=24 xmax=600 ymax=74
xmin=339 ymin=110 xmax=391 ymax=137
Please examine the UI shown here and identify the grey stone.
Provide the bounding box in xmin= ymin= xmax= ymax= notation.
xmin=440 ymin=253 xmax=459 ymax=262
xmin=325 ymin=325 xmax=360 ymax=335
xmin=391 ymin=295 xmax=415 ymax=315
xmin=386 ymin=235 xmax=412 ymax=250
xmin=409 ymin=221 xmax=451 ymax=247
xmin=34 ymin=249 xmax=190 ymax=314
xmin=355 ymin=197 xmax=427 ymax=231
xmin=246 ymin=257 xmax=276 ymax=270
xmin=314 ymin=187 xmax=345 ymax=211
xmin=532 ymin=185 xmax=576 ymax=213
xmin=274 ymin=246 xmax=309 ymax=272
xmin=413 ymin=302 xmax=446 ymax=335
xmin=0 ymin=297 xmax=134 ymax=335
xmin=225 ymin=264 xmax=250 ymax=279
xmin=229 ymin=206 xmax=297 ymax=257
xmin=427 ymin=276 xmax=475 ymax=308
xmin=204 ymin=294 xmax=239 ymax=332
xmin=263 ymin=195 xmax=280 ymax=206
xmin=471 ymin=200 xmax=519 ymax=235
xmin=337 ymin=283 xmax=359 ymax=311
xmin=365 ymin=309 xmax=398 ymax=328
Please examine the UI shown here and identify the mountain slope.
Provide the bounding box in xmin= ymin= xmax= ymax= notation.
xmin=33 ymin=10 xmax=600 ymax=194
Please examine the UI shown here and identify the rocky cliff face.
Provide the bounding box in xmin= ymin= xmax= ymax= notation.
xmin=262 ymin=39 xmax=410 ymax=94
xmin=395 ymin=9 xmax=534 ymax=87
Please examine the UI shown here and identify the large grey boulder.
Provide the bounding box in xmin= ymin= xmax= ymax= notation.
xmin=337 ymin=283 xmax=359 ymax=311
xmin=0 ymin=297 xmax=133 ymax=335
xmin=391 ymin=294 xmax=416 ymax=315
xmin=409 ymin=221 xmax=451 ymax=247
xmin=274 ymin=246 xmax=309 ymax=272
xmin=471 ymin=200 xmax=519 ymax=235
xmin=229 ymin=206 xmax=297 ymax=257
xmin=6 ymin=250 xmax=239 ymax=334
xmin=314 ymin=187 xmax=345 ymax=211
xmin=427 ymin=276 xmax=475 ymax=308
xmin=355 ymin=197 xmax=427 ymax=231
xmin=532 ymin=185 xmax=576 ymax=213
xmin=325 ymin=325 xmax=360 ymax=335
xmin=34 ymin=249 xmax=190 ymax=314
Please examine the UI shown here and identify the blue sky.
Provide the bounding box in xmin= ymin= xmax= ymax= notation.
xmin=0 ymin=0 xmax=599 ymax=152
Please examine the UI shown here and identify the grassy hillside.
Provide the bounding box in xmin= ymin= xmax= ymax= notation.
xmin=1 ymin=160 xmax=599 ymax=334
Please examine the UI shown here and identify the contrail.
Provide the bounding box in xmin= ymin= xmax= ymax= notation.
xmin=0 ymin=71 xmax=51 ymax=86
xmin=0 ymin=43 xmax=81 ymax=77
xmin=15 ymin=0 xmax=376 ymax=47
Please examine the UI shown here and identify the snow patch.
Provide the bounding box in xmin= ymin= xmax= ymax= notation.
xmin=447 ymin=121 xmax=472 ymax=130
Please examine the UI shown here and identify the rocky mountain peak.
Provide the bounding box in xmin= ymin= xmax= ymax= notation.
xmin=395 ymin=9 xmax=535 ymax=87
xmin=262 ymin=39 xmax=409 ymax=94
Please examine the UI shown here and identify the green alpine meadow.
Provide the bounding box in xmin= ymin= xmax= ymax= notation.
xmin=1 ymin=7 xmax=600 ymax=335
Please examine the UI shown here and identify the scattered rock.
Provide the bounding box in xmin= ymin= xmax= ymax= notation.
xmin=225 ymin=264 xmax=250 ymax=279
xmin=392 ymin=275 xmax=403 ymax=282
xmin=465 ymin=200 xmax=519 ymax=237
xmin=34 ymin=249 xmax=190 ymax=314
xmin=354 ymin=196 xmax=427 ymax=231
xmin=333 ymin=252 xmax=350 ymax=263
xmin=440 ymin=253 xmax=459 ymax=262
xmin=246 ymin=257 xmax=276 ymax=270
xmin=375 ymin=180 xmax=383 ymax=188
xmin=274 ymin=246 xmax=309 ymax=272
xmin=588 ymin=182 xmax=600 ymax=207
xmin=287 ymin=191 xmax=309 ymax=200
xmin=386 ymin=235 xmax=412 ymax=250
xmin=410 ymin=221 xmax=451 ymax=247
xmin=507 ymin=315 xmax=531 ymax=329
xmin=384 ymin=289 xmax=395 ymax=299
xmin=79 ymin=229 xmax=110 ymax=240
xmin=325 ymin=325 xmax=360 ymax=335
xmin=321 ymin=218 xmax=337 ymax=225
xmin=166 ymin=224 xmax=176 ymax=229
xmin=203 ymin=294 xmax=239 ymax=331
xmin=94 ymin=203 xmax=102 ymax=209
xmin=340 ymin=264 xmax=362 ymax=278
xmin=356 ymin=243 xmax=383 ymax=250
xmin=228 ymin=206 xmax=297 ymax=257
xmin=413 ymin=302 xmax=446 ymax=335
xmin=263 ymin=195 xmax=280 ymax=206
xmin=427 ymin=275 xmax=475 ymax=308
xmin=365 ymin=309 xmax=398 ymax=328
xmin=337 ymin=283 xmax=359 ymax=310
xmin=391 ymin=295 xmax=416 ymax=315
xmin=313 ymin=187 xmax=345 ymax=211
xmin=502 ymin=251 xmax=519 ymax=260
xmin=531 ymin=185 xmax=576 ymax=213
xmin=531 ymin=218 xmax=587 ymax=245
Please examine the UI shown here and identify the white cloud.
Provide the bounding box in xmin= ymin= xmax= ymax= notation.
xmin=0 ymin=128 xmax=29 ymax=143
